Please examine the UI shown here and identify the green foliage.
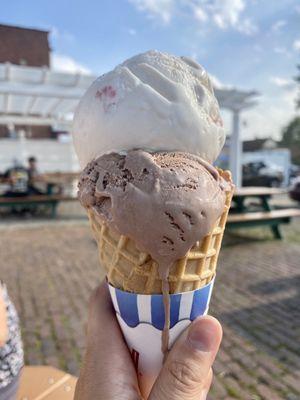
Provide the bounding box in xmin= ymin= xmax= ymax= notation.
xmin=281 ymin=117 xmax=300 ymax=165
xmin=296 ymin=64 xmax=300 ymax=109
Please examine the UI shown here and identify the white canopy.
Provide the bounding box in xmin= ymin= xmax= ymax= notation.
xmin=0 ymin=63 xmax=94 ymax=128
xmin=0 ymin=63 xmax=259 ymax=185
xmin=215 ymin=88 xmax=259 ymax=186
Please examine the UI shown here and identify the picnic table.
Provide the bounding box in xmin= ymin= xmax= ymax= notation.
xmin=0 ymin=172 xmax=79 ymax=218
xmin=232 ymin=187 xmax=287 ymax=212
xmin=43 ymin=172 xmax=79 ymax=198
xmin=17 ymin=366 xmax=77 ymax=399
xmin=42 ymin=172 xmax=79 ymax=185
xmin=227 ymin=187 xmax=300 ymax=239
xmin=0 ymin=194 xmax=77 ymax=217
xmin=0 ymin=173 xmax=78 ymax=217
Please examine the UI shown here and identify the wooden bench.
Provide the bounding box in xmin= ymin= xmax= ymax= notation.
xmin=232 ymin=187 xmax=287 ymax=213
xmin=227 ymin=208 xmax=300 ymax=239
xmin=42 ymin=172 xmax=79 ymax=184
xmin=0 ymin=195 xmax=77 ymax=218
xmin=17 ymin=366 xmax=77 ymax=399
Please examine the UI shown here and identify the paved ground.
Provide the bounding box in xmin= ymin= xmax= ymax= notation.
xmin=0 ymin=212 xmax=299 ymax=399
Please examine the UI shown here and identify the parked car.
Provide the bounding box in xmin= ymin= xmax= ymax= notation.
xmin=242 ymin=162 xmax=284 ymax=187
xmin=289 ymin=177 xmax=300 ymax=202
xmin=289 ymin=164 xmax=300 ymax=183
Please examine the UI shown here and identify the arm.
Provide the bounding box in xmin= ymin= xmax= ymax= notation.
xmin=0 ymin=285 xmax=8 ymax=347
xmin=2 ymin=169 xmax=11 ymax=184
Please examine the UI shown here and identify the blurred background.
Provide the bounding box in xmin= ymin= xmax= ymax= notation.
xmin=0 ymin=1 xmax=299 ymax=399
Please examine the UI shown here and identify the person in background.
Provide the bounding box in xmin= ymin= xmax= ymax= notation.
xmin=0 ymin=281 xmax=24 ymax=400
xmin=2 ymin=159 xmax=29 ymax=197
xmin=27 ymin=156 xmax=45 ymax=195
xmin=27 ymin=156 xmax=38 ymax=180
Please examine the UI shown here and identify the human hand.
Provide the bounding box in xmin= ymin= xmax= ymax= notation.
xmin=74 ymin=282 xmax=222 ymax=400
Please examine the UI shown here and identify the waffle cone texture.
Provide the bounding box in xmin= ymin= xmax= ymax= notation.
xmin=88 ymin=170 xmax=233 ymax=294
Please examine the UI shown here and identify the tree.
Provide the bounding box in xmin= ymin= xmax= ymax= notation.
xmin=296 ymin=64 xmax=300 ymax=109
xmin=281 ymin=117 xmax=300 ymax=165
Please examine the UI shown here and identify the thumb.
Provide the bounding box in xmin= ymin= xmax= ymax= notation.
xmin=149 ymin=316 xmax=222 ymax=400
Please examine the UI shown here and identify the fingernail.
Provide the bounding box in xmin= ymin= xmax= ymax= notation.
xmin=187 ymin=317 xmax=217 ymax=352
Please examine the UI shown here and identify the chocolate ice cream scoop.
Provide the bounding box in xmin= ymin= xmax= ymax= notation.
xmin=79 ymin=149 xmax=230 ymax=354
xmin=79 ymin=149 xmax=228 ymax=274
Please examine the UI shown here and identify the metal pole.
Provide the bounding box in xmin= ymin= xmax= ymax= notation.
xmin=229 ymin=110 xmax=242 ymax=187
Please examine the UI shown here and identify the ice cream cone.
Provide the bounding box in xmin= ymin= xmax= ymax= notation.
xmin=72 ymin=50 xmax=235 ymax=398
xmin=87 ymin=169 xmax=233 ymax=294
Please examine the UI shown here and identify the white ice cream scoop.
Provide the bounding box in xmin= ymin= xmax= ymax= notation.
xmin=72 ymin=50 xmax=225 ymax=167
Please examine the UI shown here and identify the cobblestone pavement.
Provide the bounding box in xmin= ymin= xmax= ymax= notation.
xmin=0 ymin=219 xmax=299 ymax=400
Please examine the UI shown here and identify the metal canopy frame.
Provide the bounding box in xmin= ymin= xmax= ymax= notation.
xmin=215 ymin=88 xmax=259 ymax=187
xmin=0 ymin=63 xmax=259 ymax=185
xmin=0 ymin=62 xmax=94 ymax=127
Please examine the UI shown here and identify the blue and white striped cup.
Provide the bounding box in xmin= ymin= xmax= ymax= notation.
xmin=108 ymin=278 xmax=215 ymax=397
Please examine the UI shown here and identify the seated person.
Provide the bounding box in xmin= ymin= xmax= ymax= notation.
xmin=2 ymin=159 xmax=30 ymax=197
xmin=27 ymin=156 xmax=45 ymax=195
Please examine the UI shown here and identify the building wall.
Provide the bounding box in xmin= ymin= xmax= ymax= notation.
xmin=0 ymin=24 xmax=50 ymax=67
xmin=0 ymin=139 xmax=79 ymax=173
xmin=0 ymin=125 xmax=52 ymax=139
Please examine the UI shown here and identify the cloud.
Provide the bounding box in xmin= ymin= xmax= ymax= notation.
xmin=189 ymin=51 xmax=199 ymax=60
xmin=269 ymin=76 xmax=294 ymax=89
xmin=209 ymin=73 xmax=233 ymax=90
xmin=237 ymin=76 xmax=298 ymax=141
xmin=221 ymin=85 xmax=298 ymax=141
xmin=273 ymin=46 xmax=292 ymax=58
xmin=271 ymin=20 xmax=286 ymax=32
xmin=253 ymin=44 xmax=262 ymax=53
xmin=293 ymin=39 xmax=300 ymax=51
xmin=273 ymin=46 xmax=288 ymax=55
xmin=210 ymin=0 xmax=245 ymax=28
xmin=241 ymin=89 xmax=298 ymax=140
xmin=193 ymin=0 xmax=258 ymax=35
xmin=50 ymin=26 xmax=75 ymax=43
xmin=209 ymin=74 xmax=223 ymax=88
xmin=281 ymin=86 xmax=298 ymax=109
xmin=193 ymin=6 xmax=208 ymax=22
xmin=250 ymin=70 xmax=298 ymax=140
xmin=128 ymin=0 xmax=174 ymax=24
xmin=128 ymin=0 xmax=257 ymax=35
xmin=236 ymin=17 xmax=258 ymax=35
xmin=50 ymin=53 xmax=91 ymax=74
xmin=128 ymin=28 xmax=137 ymax=35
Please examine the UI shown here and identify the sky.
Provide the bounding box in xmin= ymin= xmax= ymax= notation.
xmin=1 ymin=0 xmax=300 ymax=140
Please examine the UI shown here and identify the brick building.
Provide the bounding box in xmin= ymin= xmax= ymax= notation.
xmin=0 ymin=24 xmax=50 ymax=67
xmin=0 ymin=24 xmax=51 ymax=138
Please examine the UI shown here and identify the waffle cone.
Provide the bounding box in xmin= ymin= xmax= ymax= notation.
xmin=88 ymin=169 xmax=233 ymax=294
